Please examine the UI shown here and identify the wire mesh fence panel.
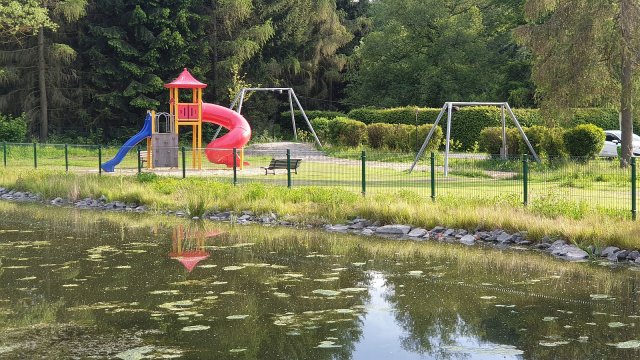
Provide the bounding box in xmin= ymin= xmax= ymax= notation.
xmin=238 ymin=148 xmax=289 ymax=187
xmin=66 ymin=144 xmax=99 ymax=171
xmin=32 ymin=143 xmax=65 ymax=169
xmin=4 ymin=143 xmax=37 ymax=168
xmin=365 ymin=150 xmax=431 ymax=196
xmin=290 ymin=147 xmax=360 ymax=192
xmin=437 ymin=154 xmax=523 ymax=205
xmin=529 ymin=157 xmax=632 ymax=219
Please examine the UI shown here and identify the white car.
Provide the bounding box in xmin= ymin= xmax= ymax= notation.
xmin=600 ymin=130 xmax=640 ymax=157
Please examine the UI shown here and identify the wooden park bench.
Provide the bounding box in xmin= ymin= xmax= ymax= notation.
xmin=261 ymin=158 xmax=302 ymax=175
xmin=139 ymin=150 xmax=148 ymax=164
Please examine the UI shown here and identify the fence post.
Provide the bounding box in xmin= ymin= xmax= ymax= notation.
xmin=3 ymin=142 xmax=6 ymax=167
xmin=430 ymin=152 xmax=436 ymax=201
xmin=137 ymin=145 xmax=142 ymax=174
xmin=98 ymin=145 xmax=102 ymax=176
xmin=523 ymin=154 xmax=529 ymax=206
xmin=286 ymin=149 xmax=292 ymax=188
xmin=64 ymin=144 xmax=68 ymax=172
xmin=33 ymin=142 xmax=37 ymax=169
xmin=181 ymin=146 xmax=186 ymax=179
xmin=233 ymin=148 xmax=237 ymax=186
xmin=632 ymin=157 xmax=637 ymax=220
xmin=361 ymin=150 xmax=366 ymax=196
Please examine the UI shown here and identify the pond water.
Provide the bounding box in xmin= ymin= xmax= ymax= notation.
xmin=1 ymin=205 xmax=640 ymax=359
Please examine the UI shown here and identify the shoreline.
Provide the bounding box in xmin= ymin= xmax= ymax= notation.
xmin=2 ymin=186 xmax=638 ymax=267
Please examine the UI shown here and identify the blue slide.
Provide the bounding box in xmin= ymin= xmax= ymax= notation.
xmin=101 ymin=112 xmax=153 ymax=173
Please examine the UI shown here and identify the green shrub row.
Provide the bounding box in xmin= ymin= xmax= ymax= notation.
xmin=344 ymin=106 xmax=627 ymax=151
xmin=0 ymin=113 xmax=28 ymax=142
xmin=479 ymin=124 xmax=605 ymax=159
xmin=281 ymin=110 xmax=347 ymax=122
xmin=309 ymin=117 xmax=443 ymax=151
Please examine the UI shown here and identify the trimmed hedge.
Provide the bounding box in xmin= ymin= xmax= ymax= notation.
xmin=0 ymin=113 xmax=27 ymax=142
xmin=282 ymin=110 xmax=346 ymax=121
xmin=346 ymin=106 xmax=627 ymax=151
xmin=330 ymin=117 xmax=367 ymax=146
xmin=563 ymin=124 xmax=605 ymax=158
xmin=479 ymin=125 xmax=586 ymax=159
xmin=478 ymin=127 xmax=523 ymax=157
xmin=366 ymin=123 xmax=443 ymax=152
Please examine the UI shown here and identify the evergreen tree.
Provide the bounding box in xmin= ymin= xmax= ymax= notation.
xmin=0 ymin=0 xmax=87 ymax=142
xmin=77 ymin=0 xmax=211 ymax=138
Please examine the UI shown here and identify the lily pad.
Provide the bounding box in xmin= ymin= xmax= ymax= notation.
xmin=223 ymin=265 xmax=245 ymax=271
xmin=313 ymin=289 xmax=341 ymax=297
xmin=539 ymin=341 xmax=569 ymax=347
xmin=316 ymin=341 xmax=342 ymax=348
xmin=608 ymin=340 xmax=640 ymax=348
xmin=158 ymin=300 xmax=194 ymax=311
xmin=608 ymin=322 xmax=626 ymax=328
xmin=339 ymin=287 xmax=367 ymax=293
xmin=226 ymin=315 xmax=250 ymax=320
xmin=181 ymin=325 xmax=210 ymax=332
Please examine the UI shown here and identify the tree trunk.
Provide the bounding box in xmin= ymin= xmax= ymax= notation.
xmin=620 ymin=0 xmax=633 ymax=167
xmin=38 ymin=26 xmax=48 ymax=143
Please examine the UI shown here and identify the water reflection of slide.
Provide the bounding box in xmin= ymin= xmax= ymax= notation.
xmin=169 ymin=225 xmax=223 ymax=272
xmin=201 ymin=103 xmax=251 ymax=168
xmin=101 ymin=112 xmax=152 ymax=173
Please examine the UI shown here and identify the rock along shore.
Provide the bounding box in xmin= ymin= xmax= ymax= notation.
xmin=1 ymin=187 xmax=638 ymax=266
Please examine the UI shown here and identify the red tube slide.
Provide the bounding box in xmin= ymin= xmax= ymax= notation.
xmin=201 ymin=103 xmax=252 ymax=167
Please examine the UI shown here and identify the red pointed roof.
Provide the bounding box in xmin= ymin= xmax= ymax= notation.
xmin=164 ymin=68 xmax=207 ymax=89
xmin=169 ymin=250 xmax=210 ymax=272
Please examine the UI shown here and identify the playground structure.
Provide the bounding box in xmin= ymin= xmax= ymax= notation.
xmin=211 ymin=87 xmax=322 ymax=148
xmin=409 ymin=102 xmax=541 ymax=176
xmin=102 ymin=68 xmax=252 ymax=172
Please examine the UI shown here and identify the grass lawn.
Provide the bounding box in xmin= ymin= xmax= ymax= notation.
xmin=1 ymin=142 xmax=636 ymax=223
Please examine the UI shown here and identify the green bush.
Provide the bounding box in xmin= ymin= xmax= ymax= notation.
xmin=563 ymin=124 xmax=605 ymax=158
xmin=569 ymin=108 xmax=620 ymax=130
xmin=478 ymin=127 xmax=523 ymax=156
xmin=0 ymin=113 xmax=28 ymax=142
xmin=347 ymin=106 xmax=629 ymax=152
xmin=348 ymin=107 xmax=442 ymax=125
xmin=521 ymin=125 xmax=548 ymax=155
xmin=410 ymin=124 xmax=443 ymax=153
xmin=283 ymin=110 xmax=346 ymax=121
xmin=365 ymin=123 xmax=442 ymax=152
xmin=543 ymin=128 xmax=568 ymax=160
xmin=330 ymin=117 xmax=367 ymax=146
xmin=367 ymin=123 xmax=393 ymax=149
xmin=310 ymin=117 xmax=331 ymax=141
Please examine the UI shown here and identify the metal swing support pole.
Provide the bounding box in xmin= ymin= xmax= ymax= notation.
xmin=408 ymin=103 xmax=448 ymax=173
xmin=443 ymin=103 xmax=453 ymax=177
xmin=288 ymin=89 xmax=297 ymax=141
xmin=291 ymin=91 xmax=322 ymax=148
xmin=505 ymin=103 xmax=540 ymax=163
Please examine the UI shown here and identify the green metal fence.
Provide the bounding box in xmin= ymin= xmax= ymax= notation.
xmin=1 ymin=141 xmax=637 ymax=220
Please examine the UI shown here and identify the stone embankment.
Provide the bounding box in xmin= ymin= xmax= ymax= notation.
xmin=1 ymin=187 xmax=638 ymax=265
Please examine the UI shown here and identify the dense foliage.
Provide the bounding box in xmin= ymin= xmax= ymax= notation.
xmin=0 ymin=0 xmax=635 ymax=148
xmin=478 ymin=123 xmax=605 ymax=160
xmin=563 ymin=124 xmax=606 ymax=159
xmin=0 ymin=113 xmax=27 ymax=142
